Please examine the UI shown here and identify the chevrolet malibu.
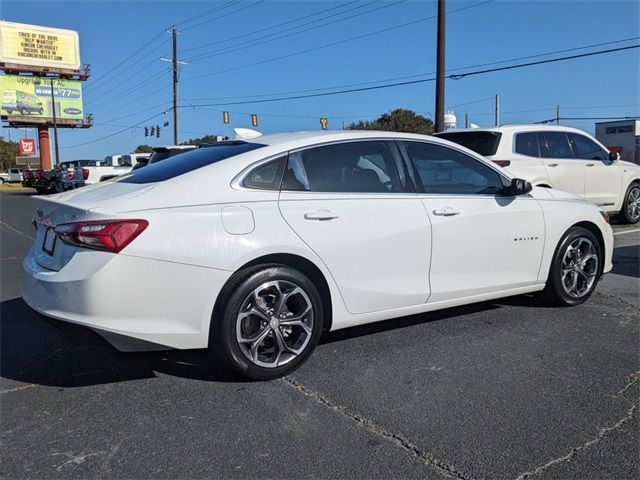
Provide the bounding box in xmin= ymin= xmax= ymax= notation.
xmin=23 ymin=130 xmax=614 ymax=380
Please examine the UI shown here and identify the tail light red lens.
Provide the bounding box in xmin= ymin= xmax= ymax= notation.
xmin=54 ymin=220 xmax=149 ymax=253
xmin=492 ymin=160 xmax=511 ymax=167
xmin=67 ymin=170 xmax=76 ymax=180
xmin=25 ymin=171 xmax=33 ymax=180
xmin=35 ymin=170 xmax=43 ymax=180
xmin=82 ymin=168 xmax=89 ymax=180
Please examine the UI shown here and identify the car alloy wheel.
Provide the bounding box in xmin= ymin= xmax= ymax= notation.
xmin=626 ymin=185 xmax=640 ymax=223
xmin=235 ymin=280 xmax=314 ymax=368
xmin=560 ymin=237 xmax=598 ymax=299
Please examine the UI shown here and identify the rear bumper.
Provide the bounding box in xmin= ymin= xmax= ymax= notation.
xmin=22 ymin=250 xmax=231 ymax=351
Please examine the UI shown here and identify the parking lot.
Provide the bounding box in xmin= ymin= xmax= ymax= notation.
xmin=1 ymin=189 xmax=638 ymax=479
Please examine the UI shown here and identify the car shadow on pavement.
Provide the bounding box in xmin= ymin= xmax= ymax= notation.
xmin=0 ymin=297 xmax=246 ymax=388
xmin=612 ymin=244 xmax=640 ymax=278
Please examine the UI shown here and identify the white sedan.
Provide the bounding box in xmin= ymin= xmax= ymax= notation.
xmin=23 ymin=130 xmax=613 ymax=379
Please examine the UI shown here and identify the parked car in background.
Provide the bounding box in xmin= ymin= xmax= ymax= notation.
xmin=0 ymin=168 xmax=23 ymax=183
xmin=22 ymin=166 xmax=87 ymax=193
xmin=23 ymin=131 xmax=613 ymax=380
xmin=435 ymin=125 xmax=640 ymax=223
xmin=99 ymin=153 xmax=151 ymax=181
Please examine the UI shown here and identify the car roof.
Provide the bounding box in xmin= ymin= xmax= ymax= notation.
xmin=436 ymin=124 xmax=594 ymax=135
xmin=243 ymin=130 xmax=460 ymax=151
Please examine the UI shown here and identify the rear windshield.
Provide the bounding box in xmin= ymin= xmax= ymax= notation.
xmin=119 ymin=142 xmax=266 ymax=184
xmin=435 ymin=131 xmax=502 ymax=156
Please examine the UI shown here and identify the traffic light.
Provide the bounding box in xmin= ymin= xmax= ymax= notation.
xmin=320 ymin=117 xmax=328 ymax=130
xmin=144 ymin=127 xmax=149 ymax=137
xmin=251 ymin=114 xmax=258 ymax=127
xmin=156 ymin=124 xmax=161 ymax=138
xmin=150 ymin=126 xmax=155 ymax=137
xmin=223 ymin=111 xmax=230 ymax=124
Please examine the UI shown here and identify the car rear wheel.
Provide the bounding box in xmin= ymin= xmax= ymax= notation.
xmin=540 ymin=227 xmax=602 ymax=306
xmin=0 ymin=178 xmax=5 ymax=184
xmin=213 ymin=265 xmax=323 ymax=380
xmin=619 ymin=182 xmax=640 ymax=224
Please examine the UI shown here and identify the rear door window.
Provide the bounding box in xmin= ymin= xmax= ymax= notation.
xmin=539 ymin=132 xmax=573 ymax=159
xmin=119 ymin=142 xmax=266 ymax=184
xmin=435 ymin=131 xmax=502 ymax=156
xmin=282 ymin=141 xmax=402 ymax=193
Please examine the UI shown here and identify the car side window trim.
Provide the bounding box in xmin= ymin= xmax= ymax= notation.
xmin=397 ymin=140 xmax=511 ymax=196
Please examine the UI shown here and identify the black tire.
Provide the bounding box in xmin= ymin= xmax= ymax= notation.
xmin=0 ymin=178 xmax=5 ymax=184
xmin=20 ymin=108 xmax=27 ymax=115
xmin=53 ymin=182 xmax=65 ymax=193
xmin=618 ymin=182 xmax=640 ymax=224
xmin=540 ymin=227 xmax=602 ymax=306
xmin=35 ymin=187 xmax=47 ymax=195
xmin=212 ymin=265 xmax=324 ymax=380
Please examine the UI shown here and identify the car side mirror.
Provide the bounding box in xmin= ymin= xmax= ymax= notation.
xmin=505 ymin=178 xmax=533 ymax=196
xmin=608 ymin=151 xmax=620 ymax=162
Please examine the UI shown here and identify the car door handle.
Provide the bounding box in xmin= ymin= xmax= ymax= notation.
xmin=547 ymin=163 xmax=558 ymax=167
xmin=304 ymin=210 xmax=339 ymax=221
xmin=432 ymin=208 xmax=460 ymax=217
xmin=586 ymin=163 xmax=595 ymax=167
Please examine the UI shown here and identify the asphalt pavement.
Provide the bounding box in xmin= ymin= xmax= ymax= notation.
xmin=1 ymin=190 xmax=638 ymax=479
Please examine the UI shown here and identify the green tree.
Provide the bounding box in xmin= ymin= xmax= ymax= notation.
xmin=134 ymin=144 xmax=154 ymax=153
xmin=348 ymin=109 xmax=434 ymax=135
xmin=181 ymin=135 xmax=222 ymax=146
xmin=0 ymin=136 xmax=20 ymax=171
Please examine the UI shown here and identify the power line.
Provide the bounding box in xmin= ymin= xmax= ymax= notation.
xmin=180 ymin=0 xmax=361 ymax=54
xmin=186 ymin=0 xmax=406 ymax=62
xmin=181 ymin=35 xmax=640 ymax=103
xmin=173 ymin=1 xmax=240 ymax=27
xmin=449 ymin=44 xmax=639 ymax=80
xmin=61 ymin=110 xmax=169 ymax=149
xmin=181 ymin=1 xmax=267 ymax=32
xmin=181 ymin=0 xmax=497 ymax=83
xmin=183 ymin=44 xmax=639 ymax=107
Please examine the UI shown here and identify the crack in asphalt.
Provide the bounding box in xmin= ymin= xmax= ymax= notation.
xmin=282 ymin=377 xmax=473 ymax=480
xmin=514 ymin=371 xmax=640 ymax=480
xmin=594 ymin=291 xmax=640 ymax=313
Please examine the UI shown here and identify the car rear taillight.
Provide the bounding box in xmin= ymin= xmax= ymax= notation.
xmin=54 ymin=220 xmax=148 ymax=253
xmin=35 ymin=170 xmax=43 ymax=180
xmin=24 ymin=171 xmax=33 ymax=180
xmin=492 ymin=160 xmax=511 ymax=167
xmin=82 ymin=168 xmax=89 ymax=180
xmin=67 ymin=170 xmax=76 ymax=180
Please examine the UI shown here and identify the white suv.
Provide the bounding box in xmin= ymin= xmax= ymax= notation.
xmin=436 ymin=125 xmax=640 ymax=223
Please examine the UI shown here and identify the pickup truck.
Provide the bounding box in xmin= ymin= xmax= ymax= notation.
xmin=0 ymin=168 xmax=23 ymax=184
xmin=22 ymin=166 xmax=87 ymax=194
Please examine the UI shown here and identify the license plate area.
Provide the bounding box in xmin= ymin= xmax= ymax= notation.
xmin=42 ymin=227 xmax=57 ymax=256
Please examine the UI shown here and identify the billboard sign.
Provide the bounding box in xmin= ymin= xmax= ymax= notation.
xmin=0 ymin=75 xmax=83 ymax=120
xmin=0 ymin=21 xmax=80 ymax=70
xmin=19 ymin=138 xmax=35 ymax=155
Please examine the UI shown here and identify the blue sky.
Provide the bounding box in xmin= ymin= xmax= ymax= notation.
xmin=2 ymin=0 xmax=639 ymax=160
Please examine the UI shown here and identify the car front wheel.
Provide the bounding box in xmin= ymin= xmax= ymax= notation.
xmin=213 ymin=265 xmax=323 ymax=380
xmin=541 ymin=227 xmax=602 ymax=306
xmin=619 ymin=182 xmax=640 ymax=224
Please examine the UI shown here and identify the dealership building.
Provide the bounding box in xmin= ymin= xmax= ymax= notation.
xmin=594 ymin=119 xmax=640 ymax=165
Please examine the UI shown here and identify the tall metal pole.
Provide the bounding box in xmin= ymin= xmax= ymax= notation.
xmin=434 ymin=0 xmax=446 ymax=133
xmin=172 ymin=27 xmax=179 ymax=145
xmin=50 ymin=78 xmax=60 ymax=166
xmin=494 ymin=94 xmax=500 ymax=127
xmin=464 ymin=113 xmax=469 ymax=128
xmin=556 ymin=104 xmax=560 ymax=125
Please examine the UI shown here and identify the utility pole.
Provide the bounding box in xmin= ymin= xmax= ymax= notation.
xmin=171 ymin=27 xmax=179 ymax=145
xmin=161 ymin=28 xmax=187 ymax=145
xmin=464 ymin=113 xmax=469 ymax=128
xmin=494 ymin=94 xmax=500 ymax=127
xmin=50 ymin=78 xmax=60 ymax=166
xmin=556 ymin=104 xmax=560 ymax=125
xmin=434 ymin=0 xmax=446 ymax=133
